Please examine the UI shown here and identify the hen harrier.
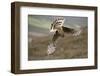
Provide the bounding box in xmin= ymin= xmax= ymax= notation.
xmin=47 ymin=17 xmax=81 ymax=55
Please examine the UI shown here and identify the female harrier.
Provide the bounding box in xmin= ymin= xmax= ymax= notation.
xmin=47 ymin=17 xmax=81 ymax=55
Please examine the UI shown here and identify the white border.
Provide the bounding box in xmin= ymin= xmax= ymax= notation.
xmin=20 ymin=7 xmax=95 ymax=70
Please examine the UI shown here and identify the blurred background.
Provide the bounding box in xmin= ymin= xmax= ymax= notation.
xmin=28 ymin=15 xmax=88 ymax=60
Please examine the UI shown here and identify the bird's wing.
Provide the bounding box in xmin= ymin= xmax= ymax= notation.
xmin=52 ymin=31 xmax=60 ymax=43
xmin=62 ymin=26 xmax=75 ymax=34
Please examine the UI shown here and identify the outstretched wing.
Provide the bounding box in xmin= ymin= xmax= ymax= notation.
xmin=62 ymin=26 xmax=75 ymax=34
xmin=52 ymin=31 xmax=60 ymax=43
xmin=62 ymin=26 xmax=82 ymax=36
xmin=47 ymin=31 xmax=60 ymax=55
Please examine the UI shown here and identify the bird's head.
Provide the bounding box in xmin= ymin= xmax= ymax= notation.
xmin=50 ymin=26 xmax=57 ymax=33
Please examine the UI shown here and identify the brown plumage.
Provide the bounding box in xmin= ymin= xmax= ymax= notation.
xmin=52 ymin=26 xmax=75 ymax=43
xmin=47 ymin=17 xmax=81 ymax=55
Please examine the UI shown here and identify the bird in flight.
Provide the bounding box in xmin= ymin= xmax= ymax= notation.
xmin=47 ymin=17 xmax=81 ymax=55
